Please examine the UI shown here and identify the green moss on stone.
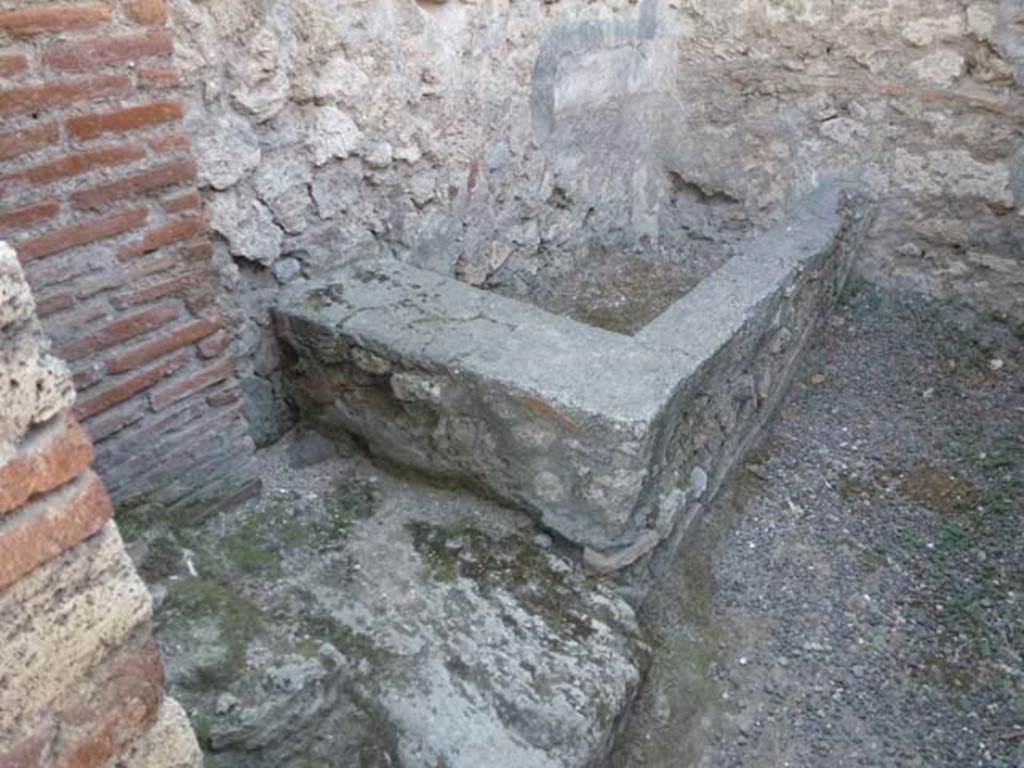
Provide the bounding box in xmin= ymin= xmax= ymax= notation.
xmin=162 ymin=579 xmax=265 ymax=691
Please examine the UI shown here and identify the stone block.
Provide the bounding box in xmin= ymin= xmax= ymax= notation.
xmin=0 ymin=522 xmax=151 ymax=744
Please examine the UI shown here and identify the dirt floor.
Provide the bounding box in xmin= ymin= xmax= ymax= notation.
xmin=614 ymin=280 xmax=1024 ymax=767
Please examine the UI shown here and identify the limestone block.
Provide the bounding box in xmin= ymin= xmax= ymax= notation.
xmin=0 ymin=522 xmax=151 ymax=743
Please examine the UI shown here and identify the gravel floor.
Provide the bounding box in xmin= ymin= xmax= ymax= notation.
xmin=615 ymin=282 xmax=1024 ymax=768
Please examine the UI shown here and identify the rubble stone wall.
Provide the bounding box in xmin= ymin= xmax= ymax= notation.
xmin=0 ymin=241 xmax=201 ymax=768
xmin=0 ymin=0 xmax=259 ymax=513
xmin=169 ymin=0 xmax=1023 ymax=425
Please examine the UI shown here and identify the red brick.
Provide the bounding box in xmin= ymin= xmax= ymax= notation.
xmin=118 ymin=214 xmax=205 ymax=260
xmin=7 ymin=143 xmax=146 ymax=186
xmin=197 ymin=330 xmax=230 ymax=359
xmin=112 ymin=268 xmax=208 ymax=308
xmin=15 ymin=206 xmax=147 ymax=262
xmin=72 ymin=363 xmax=102 ymax=391
xmin=48 ymin=300 xmax=107 ymax=339
xmin=0 ymin=75 xmax=131 ymax=116
xmin=147 ymin=129 xmax=190 ymax=153
xmin=107 ymin=315 xmax=219 ymax=373
xmin=74 ymin=349 xmax=189 ymax=420
xmin=0 ymin=124 xmax=60 ymax=162
xmin=0 ymin=198 xmax=59 ymax=234
xmin=0 ymin=4 xmax=112 ymax=35
xmin=36 ymin=291 xmax=74 ymax=317
xmin=207 ymin=386 xmax=239 ymax=407
xmin=44 ymin=29 xmax=173 ymax=73
xmin=183 ymin=240 xmax=213 ymax=262
xmin=71 ymin=159 xmax=196 ymax=211
xmin=67 ymin=99 xmax=183 ymax=140
xmin=161 ymin=187 xmax=200 ymax=213
xmin=86 ymin=399 xmax=145 ymax=442
xmin=55 ymin=636 xmax=164 ymax=768
xmin=0 ymin=414 xmax=95 ymax=515
xmin=124 ymin=0 xmax=166 ymax=25
xmin=0 ymin=53 xmax=28 ymax=78
xmin=74 ymin=269 xmax=128 ymax=299
xmin=0 ymin=471 xmax=112 ymax=591
xmin=57 ymin=300 xmax=179 ymax=361
xmin=150 ymin=357 xmax=234 ymax=411
xmin=138 ymin=65 xmax=180 ymax=88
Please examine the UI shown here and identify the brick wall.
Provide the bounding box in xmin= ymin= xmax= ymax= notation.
xmin=0 ymin=0 xmax=258 ymax=516
xmin=0 ymin=241 xmax=201 ymax=768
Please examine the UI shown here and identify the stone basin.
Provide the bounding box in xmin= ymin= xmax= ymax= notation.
xmin=273 ymin=183 xmax=873 ymax=570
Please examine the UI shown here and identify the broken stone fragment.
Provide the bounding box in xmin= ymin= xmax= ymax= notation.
xmin=208 ymin=189 xmax=284 ymax=266
xmin=308 ymin=105 xmax=363 ymax=166
xmin=190 ymin=110 xmax=261 ymax=191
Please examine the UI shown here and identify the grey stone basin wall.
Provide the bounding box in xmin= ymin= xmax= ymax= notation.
xmin=274 ymin=184 xmax=874 ymax=568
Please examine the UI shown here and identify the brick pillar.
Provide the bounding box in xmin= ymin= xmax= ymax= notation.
xmin=0 ymin=0 xmax=259 ymax=517
xmin=0 ymin=241 xmax=201 ymax=767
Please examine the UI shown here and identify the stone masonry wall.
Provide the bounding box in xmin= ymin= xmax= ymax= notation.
xmin=0 ymin=241 xmax=201 ymax=768
xmin=167 ymin=0 xmax=1023 ymax=433
xmin=0 ymin=0 xmax=259 ymax=513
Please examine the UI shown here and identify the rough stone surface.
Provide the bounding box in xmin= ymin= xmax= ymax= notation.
xmin=275 ymin=185 xmax=871 ymax=557
xmin=0 ymin=523 xmax=150 ymax=743
xmin=132 ymin=437 xmax=644 ymax=767
xmin=171 ymin=0 xmax=1023 ymax=427
xmin=0 ymin=242 xmax=74 ymax=465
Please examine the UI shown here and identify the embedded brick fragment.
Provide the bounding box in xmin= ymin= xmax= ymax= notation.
xmin=74 ymin=348 xmax=189 ymax=420
xmin=124 ymin=0 xmax=166 ymax=25
xmin=43 ymin=29 xmax=173 ymax=72
xmin=0 ymin=75 xmax=131 ymax=115
xmin=68 ymin=100 xmax=184 ymax=140
xmin=0 ymin=412 xmax=94 ymax=515
xmin=0 ymin=198 xmax=60 ymax=234
xmin=0 ymin=470 xmax=112 ymax=590
xmin=6 ymin=143 xmax=147 ymax=186
xmin=56 ymin=300 xmax=180 ymax=361
xmin=0 ymin=3 xmax=112 ymax=35
xmin=106 ymin=315 xmax=218 ymax=373
xmin=16 ymin=207 xmax=148 ymax=262
xmin=71 ymin=159 xmax=196 ymax=211
xmin=150 ymin=357 xmax=233 ymax=410
xmin=0 ymin=53 xmax=27 ymax=77
xmin=0 ymin=124 xmax=60 ymax=162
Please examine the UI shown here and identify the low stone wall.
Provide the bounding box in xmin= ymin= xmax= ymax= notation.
xmin=0 ymin=0 xmax=258 ymax=514
xmin=0 ymin=241 xmax=200 ymax=767
xmin=274 ymin=185 xmax=871 ymax=568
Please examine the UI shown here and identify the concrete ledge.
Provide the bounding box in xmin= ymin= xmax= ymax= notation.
xmin=275 ymin=183 xmax=873 ymax=559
